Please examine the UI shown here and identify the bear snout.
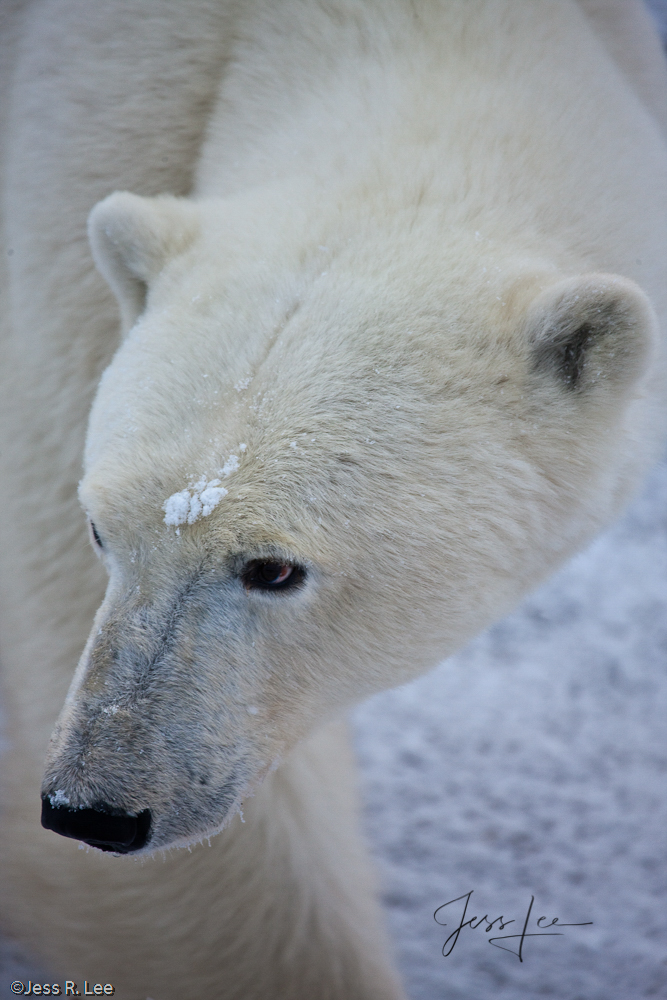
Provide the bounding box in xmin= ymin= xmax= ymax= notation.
xmin=41 ymin=795 xmax=152 ymax=854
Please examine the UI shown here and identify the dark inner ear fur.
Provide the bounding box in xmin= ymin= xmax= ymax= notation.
xmin=527 ymin=275 xmax=655 ymax=398
xmin=534 ymin=320 xmax=596 ymax=391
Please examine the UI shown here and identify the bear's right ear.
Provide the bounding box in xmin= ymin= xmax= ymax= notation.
xmin=88 ymin=192 xmax=200 ymax=333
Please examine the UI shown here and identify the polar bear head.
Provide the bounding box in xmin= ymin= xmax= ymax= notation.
xmin=41 ymin=190 xmax=659 ymax=853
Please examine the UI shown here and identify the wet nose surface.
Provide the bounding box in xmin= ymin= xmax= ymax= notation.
xmin=41 ymin=797 xmax=152 ymax=853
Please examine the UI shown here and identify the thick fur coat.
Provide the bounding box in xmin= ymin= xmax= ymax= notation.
xmin=1 ymin=2 xmax=666 ymax=998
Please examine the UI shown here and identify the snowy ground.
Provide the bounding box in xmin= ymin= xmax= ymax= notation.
xmin=3 ymin=2 xmax=667 ymax=997
xmin=354 ymin=452 xmax=667 ymax=1000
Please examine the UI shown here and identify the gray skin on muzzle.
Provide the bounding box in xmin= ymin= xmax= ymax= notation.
xmin=41 ymin=567 xmax=262 ymax=852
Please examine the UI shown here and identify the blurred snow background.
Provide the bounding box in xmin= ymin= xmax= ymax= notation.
xmin=650 ymin=0 xmax=667 ymax=37
xmin=2 ymin=2 xmax=667 ymax=997
xmin=354 ymin=453 xmax=667 ymax=1000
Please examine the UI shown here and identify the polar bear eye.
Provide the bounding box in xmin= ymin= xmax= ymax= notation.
xmin=241 ymin=560 xmax=305 ymax=592
xmin=89 ymin=521 xmax=104 ymax=550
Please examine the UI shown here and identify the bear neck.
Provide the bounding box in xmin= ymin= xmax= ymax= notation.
xmin=192 ymin=0 xmax=665 ymax=289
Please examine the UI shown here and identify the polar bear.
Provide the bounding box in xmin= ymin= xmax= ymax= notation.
xmin=1 ymin=1 xmax=666 ymax=998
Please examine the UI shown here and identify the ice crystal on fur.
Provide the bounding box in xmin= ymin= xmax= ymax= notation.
xmin=49 ymin=789 xmax=70 ymax=807
xmin=163 ymin=479 xmax=228 ymax=526
xmin=163 ymin=453 xmax=244 ymax=526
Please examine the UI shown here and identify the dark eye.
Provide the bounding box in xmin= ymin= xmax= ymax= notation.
xmin=89 ymin=521 xmax=103 ymax=550
xmin=241 ymin=560 xmax=306 ymax=592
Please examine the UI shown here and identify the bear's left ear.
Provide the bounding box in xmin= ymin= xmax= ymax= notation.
xmin=527 ymin=273 xmax=659 ymax=400
xmin=88 ymin=191 xmax=200 ymax=333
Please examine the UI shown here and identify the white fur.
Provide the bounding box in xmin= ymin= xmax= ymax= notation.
xmin=1 ymin=2 xmax=666 ymax=997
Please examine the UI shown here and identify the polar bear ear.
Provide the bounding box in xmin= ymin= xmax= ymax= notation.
xmin=527 ymin=273 xmax=658 ymax=398
xmin=88 ymin=191 xmax=200 ymax=333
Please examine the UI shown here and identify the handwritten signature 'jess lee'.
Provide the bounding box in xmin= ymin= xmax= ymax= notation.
xmin=434 ymin=891 xmax=593 ymax=962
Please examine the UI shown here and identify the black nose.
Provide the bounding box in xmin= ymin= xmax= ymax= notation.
xmin=41 ymin=796 xmax=151 ymax=853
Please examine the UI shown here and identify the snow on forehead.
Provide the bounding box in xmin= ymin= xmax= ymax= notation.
xmin=162 ymin=448 xmax=245 ymax=527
